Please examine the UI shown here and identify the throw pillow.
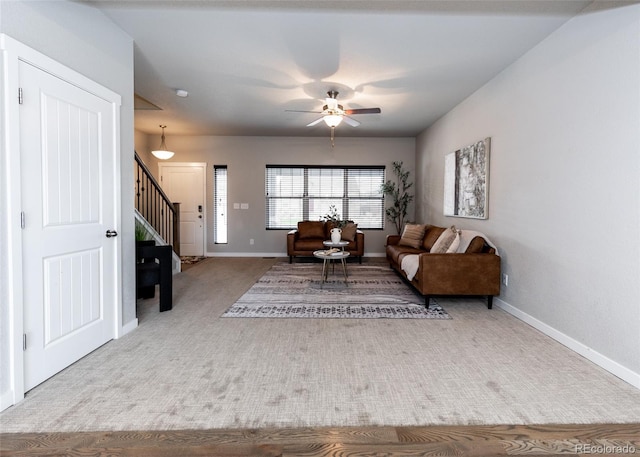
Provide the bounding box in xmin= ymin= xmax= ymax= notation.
xmin=430 ymin=225 xmax=458 ymax=253
xmin=341 ymin=222 xmax=358 ymax=242
xmin=297 ymin=221 xmax=325 ymax=239
xmin=447 ymin=230 xmax=461 ymax=253
xmin=399 ymin=223 xmax=426 ymax=249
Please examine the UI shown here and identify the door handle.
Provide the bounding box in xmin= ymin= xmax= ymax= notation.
xmin=106 ymin=230 xmax=118 ymax=238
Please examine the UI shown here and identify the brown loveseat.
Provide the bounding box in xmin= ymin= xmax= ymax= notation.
xmin=386 ymin=224 xmax=500 ymax=308
xmin=287 ymin=221 xmax=364 ymax=263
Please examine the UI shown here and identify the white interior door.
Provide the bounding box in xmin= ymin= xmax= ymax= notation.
xmin=20 ymin=60 xmax=118 ymax=391
xmin=159 ymin=163 xmax=206 ymax=257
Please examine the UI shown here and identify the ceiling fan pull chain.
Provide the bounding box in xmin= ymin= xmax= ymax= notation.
xmin=330 ymin=126 xmax=335 ymax=148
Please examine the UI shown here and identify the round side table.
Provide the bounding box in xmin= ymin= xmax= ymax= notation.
xmin=323 ymin=240 xmax=349 ymax=251
xmin=313 ymin=250 xmax=350 ymax=284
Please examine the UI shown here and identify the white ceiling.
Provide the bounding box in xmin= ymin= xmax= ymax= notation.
xmin=87 ymin=0 xmax=592 ymax=138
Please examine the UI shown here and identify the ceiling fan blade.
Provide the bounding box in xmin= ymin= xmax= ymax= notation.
xmin=342 ymin=116 xmax=360 ymax=127
xmin=285 ymin=110 xmax=323 ymax=113
xmin=306 ymin=117 xmax=325 ymax=127
xmin=344 ymin=107 xmax=381 ymax=115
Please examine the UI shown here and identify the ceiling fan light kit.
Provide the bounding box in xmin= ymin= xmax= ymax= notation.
xmin=287 ymin=90 xmax=381 ymax=147
xmin=151 ymin=125 xmax=175 ymax=160
xmin=323 ymin=114 xmax=343 ymax=128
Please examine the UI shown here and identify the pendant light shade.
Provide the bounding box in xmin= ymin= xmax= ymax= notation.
xmin=151 ymin=125 xmax=175 ymax=160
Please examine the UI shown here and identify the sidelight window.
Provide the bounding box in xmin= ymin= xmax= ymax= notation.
xmin=214 ymin=165 xmax=227 ymax=244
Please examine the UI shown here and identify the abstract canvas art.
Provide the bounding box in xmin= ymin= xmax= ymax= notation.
xmin=444 ymin=137 xmax=490 ymax=219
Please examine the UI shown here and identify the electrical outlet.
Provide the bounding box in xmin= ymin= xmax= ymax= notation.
xmin=250 ymin=238 xmax=254 ymax=245
xmin=502 ymin=274 xmax=509 ymax=287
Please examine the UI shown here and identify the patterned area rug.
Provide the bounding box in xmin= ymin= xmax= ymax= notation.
xmin=181 ymin=256 xmax=207 ymax=265
xmin=222 ymin=262 xmax=451 ymax=319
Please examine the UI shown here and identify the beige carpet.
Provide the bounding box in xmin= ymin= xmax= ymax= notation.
xmin=2 ymin=257 xmax=640 ymax=432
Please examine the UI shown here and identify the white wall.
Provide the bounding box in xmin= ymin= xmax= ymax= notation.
xmin=0 ymin=0 xmax=136 ymax=407
xmin=416 ymin=3 xmax=640 ymax=386
xmin=135 ymin=129 xmax=158 ymax=176
xmin=135 ymin=135 xmax=416 ymax=256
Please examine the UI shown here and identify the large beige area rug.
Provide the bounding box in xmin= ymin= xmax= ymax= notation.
xmin=222 ymin=263 xmax=450 ymax=319
xmin=2 ymin=258 xmax=640 ymax=432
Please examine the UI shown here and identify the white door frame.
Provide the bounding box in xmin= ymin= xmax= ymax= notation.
xmin=0 ymin=35 xmax=123 ymax=409
xmin=158 ymin=162 xmax=207 ymax=257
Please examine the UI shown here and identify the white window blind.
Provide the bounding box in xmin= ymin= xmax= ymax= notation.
xmin=214 ymin=165 xmax=227 ymax=244
xmin=265 ymin=165 xmax=384 ymax=229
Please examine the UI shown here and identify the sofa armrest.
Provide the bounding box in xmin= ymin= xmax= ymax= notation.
xmin=386 ymin=234 xmax=401 ymax=246
xmin=417 ymin=253 xmax=501 ymax=296
xmin=287 ymin=230 xmax=299 ymax=254
xmin=351 ymin=230 xmax=365 ymax=256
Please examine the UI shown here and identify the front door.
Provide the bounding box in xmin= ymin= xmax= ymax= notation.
xmin=20 ymin=60 xmax=118 ymax=391
xmin=159 ymin=163 xmax=206 ymax=257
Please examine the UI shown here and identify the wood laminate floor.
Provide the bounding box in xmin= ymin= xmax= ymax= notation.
xmin=2 ymin=424 xmax=639 ymax=456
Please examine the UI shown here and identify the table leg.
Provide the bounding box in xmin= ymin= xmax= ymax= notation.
xmin=322 ymin=258 xmax=329 ymax=283
xmin=341 ymin=257 xmax=348 ymax=284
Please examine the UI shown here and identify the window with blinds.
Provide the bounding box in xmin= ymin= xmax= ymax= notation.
xmin=214 ymin=165 xmax=228 ymax=243
xmin=265 ymin=165 xmax=385 ymax=229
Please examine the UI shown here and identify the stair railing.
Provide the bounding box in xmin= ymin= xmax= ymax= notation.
xmin=134 ymin=152 xmax=181 ymax=256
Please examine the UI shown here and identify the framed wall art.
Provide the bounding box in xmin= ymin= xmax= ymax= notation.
xmin=443 ymin=137 xmax=490 ymax=219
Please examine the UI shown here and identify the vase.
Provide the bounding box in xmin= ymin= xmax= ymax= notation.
xmin=330 ymin=228 xmax=342 ymax=244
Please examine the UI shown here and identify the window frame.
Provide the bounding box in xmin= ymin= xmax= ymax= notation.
xmin=214 ymin=165 xmax=228 ymax=244
xmin=265 ymin=165 xmax=385 ymax=230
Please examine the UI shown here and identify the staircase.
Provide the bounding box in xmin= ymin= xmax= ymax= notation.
xmin=134 ymin=152 xmax=181 ymax=273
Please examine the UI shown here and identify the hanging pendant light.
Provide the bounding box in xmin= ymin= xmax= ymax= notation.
xmin=151 ymin=125 xmax=175 ymax=160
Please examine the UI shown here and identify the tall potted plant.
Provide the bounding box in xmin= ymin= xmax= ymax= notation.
xmin=381 ymin=161 xmax=414 ymax=235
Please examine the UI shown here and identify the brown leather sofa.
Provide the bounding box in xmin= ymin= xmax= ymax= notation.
xmin=386 ymin=224 xmax=500 ymax=308
xmin=287 ymin=221 xmax=364 ymax=263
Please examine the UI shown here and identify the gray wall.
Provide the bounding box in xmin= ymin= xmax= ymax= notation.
xmin=0 ymin=0 xmax=136 ymax=405
xmin=135 ymin=130 xmax=155 ymax=170
xmin=135 ymin=135 xmax=416 ymax=256
xmin=415 ymin=3 xmax=640 ymax=383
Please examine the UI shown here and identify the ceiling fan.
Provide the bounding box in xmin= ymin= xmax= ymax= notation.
xmin=287 ymin=90 xmax=381 ymax=146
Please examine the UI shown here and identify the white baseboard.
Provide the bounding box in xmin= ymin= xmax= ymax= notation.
xmin=205 ymin=252 xmax=388 ymax=258
xmin=495 ymin=298 xmax=640 ymax=389
xmin=1 ymin=390 xmax=16 ymax=412
xmin=206 ymin=252 xmax=285 ymax=258
xmin=117 ymin=318 xmax=138 ymax=339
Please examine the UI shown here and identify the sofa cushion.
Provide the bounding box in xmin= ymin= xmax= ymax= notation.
xmin=294 ymin=239 xmax=325 ymax=251
xmin=341 ymin=222 xmax=358 ymax=242
xmin=298 ymin=221 xmax=325 ymax=239
xmin=465 ymin=236 xmax=486 ymax=253
xmin=387 ymin=244 xmax=424 ymax=265
xmin=431 ymin=226 xmax=458 ymax=253
xmin=423 ymin=225 xmax=446 ymax=251
xmin=399 ymin=223 xmax=426 ymax=249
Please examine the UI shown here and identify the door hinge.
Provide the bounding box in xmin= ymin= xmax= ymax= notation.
xmin=20 ymin=211 xmax=26 ymax=229
xmin=18 ymin=88 xmax=23 ymax=105
xmin=23 ymin=334 xmax=27 ymax=351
